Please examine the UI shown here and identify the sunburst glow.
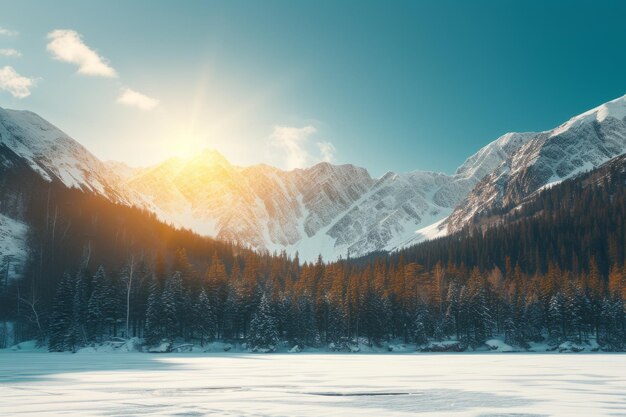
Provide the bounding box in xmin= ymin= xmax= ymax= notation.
xmin=162 ymin=131 xmax=206 ymax=160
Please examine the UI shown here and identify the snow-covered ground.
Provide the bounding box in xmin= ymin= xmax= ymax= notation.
xmin=1 ymin=352 xmax=624 ymax=416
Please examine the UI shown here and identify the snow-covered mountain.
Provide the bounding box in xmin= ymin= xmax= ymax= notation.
xmin=1 ymin=93 xmax=625 ymax=263
xmin=113 ymin=130 xmax=528 ymax=260
xmin=115 ymin=152 xmax=375 ymax=260
xmin=0 ymin=108 xmax=137 ymax=205
xmin=446 ymin=94 xmax=626 ymax=233
xmin=0 ymin=107 xmax=151 ymax=278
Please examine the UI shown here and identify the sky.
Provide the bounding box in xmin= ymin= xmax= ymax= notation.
xmin=1 ymin=0 xmax=626 ymax=176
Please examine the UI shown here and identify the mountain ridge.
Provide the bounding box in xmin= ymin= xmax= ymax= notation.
xmin=1 ymin=93 xmax=625 ymax=261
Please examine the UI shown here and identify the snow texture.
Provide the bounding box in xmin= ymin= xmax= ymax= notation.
xmin=448 ymin=93 xmax=626 ymax=232
xmin=0 ymin=352 xmax=624 ymax=416
xmin=1 ymin=94 xmax=626 ymax=261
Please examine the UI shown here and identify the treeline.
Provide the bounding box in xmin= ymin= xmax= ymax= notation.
xmin=44 ymin=248 xmax=626 ymax=352
xmin=0 ymin=153 xmax=238 ymax=346
xmin=2 ymin=150 xmax=626 ymax=352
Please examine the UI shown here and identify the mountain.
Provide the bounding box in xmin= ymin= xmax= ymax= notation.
xmin=391 ymin=151 xmax=626 ymax=277
xmin=446 ymin=94 xmax=626 ymax=233
xmin=116 ymin=152 xmax=375 ymax=260
xmin=115 ymin=139 xmax=526 ymax=261
xmin=114 ymin=122 xmax=535 ymax=261
xmin=0 ymin=107 xmax=152 ymax=278
xmin=0 ymin=108 xmax=138 ymax=205
xmin=1 ymin=93 xmax=626 ymax=264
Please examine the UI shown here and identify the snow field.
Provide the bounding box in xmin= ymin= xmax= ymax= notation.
xmin=0 ymin=352 xmax=624 ymax=416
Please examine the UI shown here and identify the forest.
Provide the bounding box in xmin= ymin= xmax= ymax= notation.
xmin=1 ymin=153 xmax=625 ymax=352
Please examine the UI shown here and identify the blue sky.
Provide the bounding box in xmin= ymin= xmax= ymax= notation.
xmin=1 ymin=0 xmax=626 ymax=176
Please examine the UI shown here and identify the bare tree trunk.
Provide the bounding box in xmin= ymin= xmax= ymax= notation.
xmin=126 ymin=255 xmax=135 ymax=339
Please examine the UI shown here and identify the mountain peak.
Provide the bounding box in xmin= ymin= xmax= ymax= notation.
xmin=551 ymin=93 xmax=626 ymax=137
xmin=196 ymin=148 xmax=228 ymax=161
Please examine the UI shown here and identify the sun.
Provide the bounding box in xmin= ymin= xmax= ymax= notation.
xmin=163 ymin=131 xmax=205 ymax=160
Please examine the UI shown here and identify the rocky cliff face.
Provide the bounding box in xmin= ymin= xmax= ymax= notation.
xmin=2 ymin=93 xmax=625 ymax=262
xmin=119 ymin=152 xmax=376 ymax=260
xmin=0 ymin=108 xmax=138 ymax=205
xmin=447 ymin=94 xmax=626 ymax=233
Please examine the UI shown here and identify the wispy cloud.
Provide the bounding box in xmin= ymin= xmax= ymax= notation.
xmin=0 ymin=48 xmax=21 ymax=58
xmin=317 ymin=141 xmax=336 ymax=163
xmin=271 ymin=125 xmax=316 ymax=169
xmin=117 ymin=87 xmax=159 ymax=111
xmin=0 ymin=26 xmax=18 ymax=37
xmin=0 ymin=66 xmax=35 ymax=98
xmin=270 ymin=125 xmax=336 ymax=169
xmin=47 ymin=29 xmax=117 ymax=77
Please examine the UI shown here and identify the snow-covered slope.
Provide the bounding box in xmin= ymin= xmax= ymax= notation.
xmin=447 ymin=94 xmax=626 ymax=232
xmin=119 ymin=151 xmax=375 ymax=259
xmin=116 ymin=127 xmax=530 ymax=260
xmin=0 ymin=107 xmax=137 ymax=205
xmin=2 ymin=93 xmax=625 ymax=262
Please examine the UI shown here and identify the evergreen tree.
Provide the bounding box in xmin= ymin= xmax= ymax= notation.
xmin=48 ymin=273 xmax=74 ymax=352
xmin=69 ymin=269 xmax=88 ymax=349
xmin=87 ymin=266 xmax=107 ymax=342
xmin=295 ymin=291 xmax=318 ymax=346
xmin=161 ymin=272 xmax=184 ymax=340
xmin=144 ymin=276 xmax=163 ymax=345
xmin=194 ymin=288 xmax=217 ymax=345
xmin=248 ymin=293 xmax=279 ymax=351
xmin=412 ymin=308 xmax=428 ymax=346
xmin=548 ymin=293 xmax=565 ymax=341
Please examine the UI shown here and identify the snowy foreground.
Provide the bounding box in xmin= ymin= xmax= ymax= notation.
xmin=1 ymin=353 xmax=625 ymax=416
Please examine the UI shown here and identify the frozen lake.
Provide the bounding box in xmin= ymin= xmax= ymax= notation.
xmin=1 ymin=353 xmax=625 ymax=416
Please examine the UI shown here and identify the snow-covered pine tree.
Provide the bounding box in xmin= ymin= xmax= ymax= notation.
xmin=445 ymin=281 xmax=461 ymax=340
xmin=48 ymin=273 xmax=74 ymax=352
xmin=248 ymin=293 xmax=279 ymax=352
xmin=161 ymin=272 xmax=184 ymax=340
xmin=548 ymin=292 xmax=565 ymax=341
xmin=194 ymin=288 xmax=217 ymax=345
xmin=361 ymin=289 xmax=389 ymax=345
xmin=504 ymin=316 xmax=520 ymax=346
xmin=69 ymin=269 xmax=88 ymax=350
xmin=87 ymin=266 xmax=107 ymax=342
xmin=296 ymin=290 xmax=318 ymax=347
xmin=413 ymin=307 xmax=428 ymax=346
xmin=144 ymin=276 xmax=163 ymax=345
xmin=274 ymin=293 xmax=295 ymax=343
xmin=524 ymin=297 xmax=544 ymax=343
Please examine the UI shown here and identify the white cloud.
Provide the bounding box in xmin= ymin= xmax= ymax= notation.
xmin=0 ymin=48 xmax=21 ymax=58
xmin=117 ymin=87 xmax=159 ymax=110
xmin=270 ymin=125 xmax=336 ymax=169
xmin=47 ymin=29 xmax=117 ymax=77
xmin=317 ymin=141 xmax=336 ymax=163
xmin=270 ymin=125 xmax=316 ymax=170
xmin=0 ymin=66 xmax=35 ymax=98
xmin=0 ymin=26 xmax=18 ymax=37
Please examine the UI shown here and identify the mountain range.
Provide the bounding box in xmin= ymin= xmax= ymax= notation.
xmin=1 ymin=93 xmax=626 ymax=267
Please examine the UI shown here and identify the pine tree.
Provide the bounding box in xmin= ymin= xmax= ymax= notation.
xmin=161 ymin=272 xmax=184 ymax=340
xmin=69 ymin=269 xmax=88 ymax=349
xmin=413 ymin=307 xmax=428 ymax=346
xmin=48 ymin=273 xmax=74 ymax=352
xmin=87 ymin=266 xmax=107 ymax=342
xmin=548 ymin=292 xmax=565 ymax=341
xmin=362 ymin=290 xmax=390 ymax=345
xmin=295 ymin=291 xmax=318 ymax=346
xmin=194 ymin=288 xmax=217 ymax=345
xmin=248 ymin=293 xmax=279 ymax=352
xmin=445 ymin=281 xmax=461 ymax=340
xmin=144 ymin=276 xmax=162 ymax=345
